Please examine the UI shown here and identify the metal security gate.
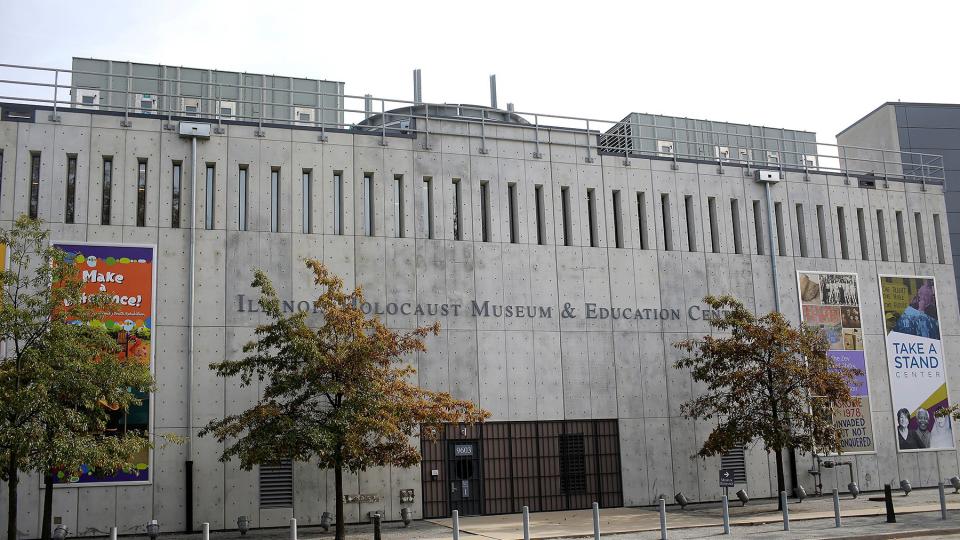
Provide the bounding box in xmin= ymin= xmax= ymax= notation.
xmin=421 ymin=420 xmax=622 ymax=518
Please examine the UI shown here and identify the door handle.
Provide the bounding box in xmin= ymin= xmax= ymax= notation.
xmin=451 ymin=482 xmax=457 ymax=494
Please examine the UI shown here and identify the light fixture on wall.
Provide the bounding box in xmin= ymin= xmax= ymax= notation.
xmin=900 ymin=479 xmax=912 ymax=496
xmin=795 ymin=485 xmax=806 ymax=502
xmin=237 ymin=516 xmax=249 ymax=535
xmin=320 ymin=512 xmax=332 ymax=532
xmin=848 ymin=482 xmax=860 ymax=499
xmin=950 ymin=476 xmax=960 ymax=494
xmin=400 ymin=507 xmax=412 ymax=527
xmin=736 ymin=489 xmax=749 ymax=506
xmin=674 ymin=492 xmax=689 ymax=509
xmin=146 ymin=520 xmax=160 ymax=540
xmin=52 ymin=525 xmax=68 ymax=540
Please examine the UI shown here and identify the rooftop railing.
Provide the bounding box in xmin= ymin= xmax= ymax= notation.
xmin=0 ymin=62 xmax=946 ymax=189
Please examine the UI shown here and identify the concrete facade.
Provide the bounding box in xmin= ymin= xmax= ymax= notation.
xmin=1 ymin=100 xmax=959 ymax=537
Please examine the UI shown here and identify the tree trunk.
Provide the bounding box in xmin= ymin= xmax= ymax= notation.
xmin=6 ymin=452 xmax=18 ymax=540
xmin=41 ymin=467 xmax=54 ymax=540
xmin=334 ymin=464 xmax=345 ymax=540
xmin=774 ymin=448 xmax=785 ymax=510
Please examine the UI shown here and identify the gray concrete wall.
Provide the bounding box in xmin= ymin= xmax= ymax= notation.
xmin=0 ymin=104 xmax=958 ymax=537
xmin=837 ymin=104 xmax=903 ymax=176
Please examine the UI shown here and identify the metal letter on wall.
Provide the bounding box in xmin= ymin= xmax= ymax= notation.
xmin=53 ymin=242 xmax=157 ymax=485
xmin=879 ymin=275 xmax=954 ymax=452
xmin=797 ymin=271 xmax=875 ymax=453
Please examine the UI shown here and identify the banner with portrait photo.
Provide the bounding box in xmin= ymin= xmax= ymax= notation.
xmin=53 ymin=242 xmax=156 ymax=484
xmin=880 ymin=275 xmax=954 ymax=452
xmin=797 ymin=271 xmax=874 ymax=453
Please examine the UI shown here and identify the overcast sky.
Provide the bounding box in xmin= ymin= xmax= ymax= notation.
xmin=1 ymin=0 xmax=957 ymax=143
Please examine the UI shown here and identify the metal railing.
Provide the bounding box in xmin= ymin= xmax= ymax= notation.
xmin=0 ymin=62 xmax=946 ymax=188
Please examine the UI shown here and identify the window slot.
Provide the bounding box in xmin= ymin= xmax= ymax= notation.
xmin=423 ymin=176 xmax=434 ymax=239
xmin=661 ymin=193 xmax=673 ymax=251
xmin=363 ymin=173 xmax=375 ymax=236
xmin=934 ymin=213 xmax=945 ymax=264
xmin=796 ymin=203 xmax=807 ymax=257
xmin=303 ymin=170 xmax=313 ymax=234
xmin=452 ymin=178 xmax=463 ymax=241
xmin=394 ymin=175 xmax=405 ymax=238
xmin=684 ymin=195 xmax=696 ymax=252
xmin=752 ymin=200 xmax=764 ymax=255
xmin=774 ymin=202 xmax=785 ymax=256
xmin=29 ymin=153 xmax=40 ymax=219
xmin=857 ymin=208 xmax=868 ymax=260
xmin=837 ymin=207 xmax=849 ymax=260
xmin=481 ymin=181 xmax=492 ymax=242
xmin=64 ymin=154 xmax=77 ymax=224
xmin=101 ymin=158 xmax=112 ymax=225
xmin=171 ymin=162 xmax=182 ymax=228
xmin=730 ymin=198 xmax=742 ymax=254
xmin=508 ymin=182 xmax=519 ymax=244
xmin=586 ymin=188 xmax=597 ymax=247
xmin=333 ymin=171 xmax=343 ymax=235
xmin=816 ymin=204 xmax=828 ymax=258
xmin=707 ymin=196 xmax=719 ymax=253
xmin=637 ymin=192 xmax=649 ymax=250
xmin=535 ymin=185 xmax=546 ymax=246
xmin=612 ymin=190 xmax=624 ymax=249
xmin=915 ymin=212 xmax=926 ymax=263
xmin=238 ymin=166 xmax=248 ymax=231
xmin=136 ymin=160 xmax=147 ymax=227
xmin=270 ymin=168 xmax=280 ymax=233
xmin=205 ymin=164 xmax=216 ymax=230
xmin=560 ymin=186 xmax=572 ymax=246
xmin=877 ymin=209 xmax=888 ymax=261
xmin=896 ymin=210 xmax=907 ymax=262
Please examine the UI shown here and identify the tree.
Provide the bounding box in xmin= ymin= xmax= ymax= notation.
xmin=672 ymin=295 xmax=859 ymax=500
xmin=0 ymin=216 xmax=153 ymax=540
xmin=201 ymin=259 xmax=489 ymax=540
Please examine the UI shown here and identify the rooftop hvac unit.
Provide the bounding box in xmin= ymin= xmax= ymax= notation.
xmin=182 ymin=97 xmax=201 ymax=117
xmin=294 ymin=106 xmax=315 ymax=126
xmin=738 ymin=148 xmax=751 ymax=162
xmin=715 ymin=146 xmax=731 ymax=160
xmin=75 ymin=88 xmax=100 ymax=110
xmin=802 ymin=154 xmax=818 ymax=168
xmin=657 ymin=140 xmax=675 ymax=157
xmin=767 ymin=151 xmax=780 ymax=165
xmin=216 ymin=100 xmax=236 ymax=120
xmin=135 ymin=93 xmax=158 ymax=114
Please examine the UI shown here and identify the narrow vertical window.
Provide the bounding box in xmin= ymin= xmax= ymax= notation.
xmin=508 ymin=182 xmax=519 ymax=244
xmin=707 ymin=196 xmax=719 ymax=253
xmin=934 ymin=213 xmax=945 ymax=264
xmin=270 ymin=168 xmax=280 ymax=233
xmin=774 ymin=202 xmax=785 ymax=256
xmin=0 ymin=151 xmax=4 ymax=198
xmin=684 ymin=194 xmax=696 ymax=252
xmin=637 ymin=192 xmax=649 ymax=250
xmin=730 ymin=199 xmax=742 ymax=255
xmin=452 ymin=178 xmax=463 ymax=241
xmin=534 ymin=184 xmax=546 ymax=246
xmin=857 ymin=208 xmax=868 ymax=260
xmin=333 ymin=171 xmax=343 ymax=235
xmin=914 ymin=212 xmax=926 ymax=263
xmin=587 ymin=188 xmax=598 ymax=247
xmin=837 ymin=207 xmax=849 ymax=260
xmin=101 ymin=158 xmax=112 ymax=225
xmin=661 ymin=193 xmax=673 ymax=251
xmin=205 ymin=164 xmax=215 ymax=230
xmin=171 ymin=162 xmax=182 ymax=228
xmin=560 ymin=186 xmax=572 ymax=246
xmin=877 ymin=209 xmax=888 ymax=261
xmin=29 ymin=153 xmax=40 ymax=219
xmin=302 ymin=170 xmax=313 ymax=233
xmin=238 ymin=166 xmax=248 ymax=231
xmin=816 ymin=204 xmax=828 ymax=258
xmin=896 ymin=210 xmax=907 ymax=262
xmin=136 ymin=160 xmax=147 ymax=227
xmin=363 ymin=172 xmax=374 ymax=236
xmin=612 ymin=190 xmax=624 ymax=249
xmin=481 ymin=181 xmax=492 ymax=242
xmin=423 ymin=176 xmax=433 ymax=239
xmin=394 ymin=174 xmax=404 ymax=238
xmin=64 ymin=155 xmax=77 ymax=224
xmin=752 ymin=200 xmax=764 ymax=255
xmin=795 ymin=203 xmax=807 ymax=257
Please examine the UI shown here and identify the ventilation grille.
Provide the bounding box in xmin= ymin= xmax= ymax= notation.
xmin=259 ymin=460 xmax=294 ymax=508
xmin=720 ymin=446 xmax=747 ymax=484
xmin=559 ymin=434 xmax=586 ymax=494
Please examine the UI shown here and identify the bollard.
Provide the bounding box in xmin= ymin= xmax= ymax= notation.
xmin=940 ymin=482 xmax=948 ymax=520
xmin=452 ymin=509 xmax=460 ymax=540
xmin=522 ymin=506 xmax=530 ymax=540
xmin=290 ymin=518 xmax=297 ymax=540
xmin=721 ymin=495 xmax=730 ymax=535
xmin=110 ymin=527 xmax=117 ymax=540
xmin=659 ymin=497 xmax=667 ymax=540
xmin=373 ymin=513 xmax=382 ymax=540
xmin=202 ymin=523 xmax=210 ymax=540
xmin=832 ymin=489 xmax=841 ymax=528
xmin=884 ymin=484 xmax=896 ymax=523
xmin=780 ymin=491 xmax=789 ymax=531
xmin=592 ymin=502 xmax=600 ymax=540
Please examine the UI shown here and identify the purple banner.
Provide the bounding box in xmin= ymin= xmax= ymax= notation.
xmin=828 ymin=350 xmax=868 ymax=397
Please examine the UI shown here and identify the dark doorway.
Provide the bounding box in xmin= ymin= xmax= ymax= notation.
xmin=447 ymin=440 xmax=482 ymax=516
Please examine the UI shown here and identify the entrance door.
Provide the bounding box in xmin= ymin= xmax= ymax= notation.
xmin=448 ymin=440 xmax=482 ymax=516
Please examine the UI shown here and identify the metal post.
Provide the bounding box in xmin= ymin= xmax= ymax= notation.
xmin=533 ymin=115 xmax=543 ymax=159
xmin=213 ymin=84 xmax=224 ymax=134
xmin=522 ymin=506 xmax=530 ymax=540
xmin=289 ymin=518 xmax=297 ymax=540
xmin=110 ymin=527 xmax=117 ymax=540
xmin=373 ymin=513 xmax=382 ymax=540
xmin=479 ymin=112 xmax=488 ymax=154
xmin=940 ymin=482 xmax=948 ymax=520
xmin=380 ymin=98 xmax=388 ymax=147
xmin=884 ymin=484 xmax=896 ymax=523
xmin=584 ymin=120 xmax=594 ymax=163
xmin=452 ymin=510 xmax=460 ymax=540
xmin=319 ymin=82 xmax=327 ymax=142
xmin=780 ymin=491 xmax=789 ymax=531
xmin=423 ymin=103 xmax=430 ymax=150
xmin=49 ymin=69 xmax=60 ymax=122
xmin=255 ymin=76 xmax=265 ymax=137
xmin=721 ymin=495 xmax=730 ymax=535
xmin=592 ymin=502 xmax=600 ymax=540
xmin=121 ymin=70 xmax=132 ymax=127
xmin=832 ymin=489 xmax=841 ymax=527
xmin=202 ymin=523 xmax=210 ymax=540
xmin=840 ymin=145 xmax=849 ymax=185
xmin=658 ymin=497 xmax=667 ymax=540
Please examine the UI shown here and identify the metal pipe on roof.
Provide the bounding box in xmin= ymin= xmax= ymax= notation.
xmin=413 ymin=69 xmax=422 ymax=104
xmin=489 ymin=74 xmax=497 ymax=109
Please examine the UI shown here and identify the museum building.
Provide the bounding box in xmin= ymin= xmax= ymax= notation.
xmin=0 ymin=58 xmax=959 ymax=536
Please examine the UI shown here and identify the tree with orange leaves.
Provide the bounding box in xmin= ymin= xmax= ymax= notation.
xmin=201 ymin=259 xmax=489 ymax=539
xmin=673 ymin=295 xmax=859 ymax=503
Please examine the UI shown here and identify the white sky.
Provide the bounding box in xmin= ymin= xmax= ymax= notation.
xmin=1 ymin=0 xmax=958 ymax=143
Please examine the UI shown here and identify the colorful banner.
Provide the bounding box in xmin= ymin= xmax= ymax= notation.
xmin=797 ymin=272 xmax=875 ymax=453
xmin=880 ymin=275 xmax=954 ymax=452
xmin=53 ymin=242 xmax=156 ymax=484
